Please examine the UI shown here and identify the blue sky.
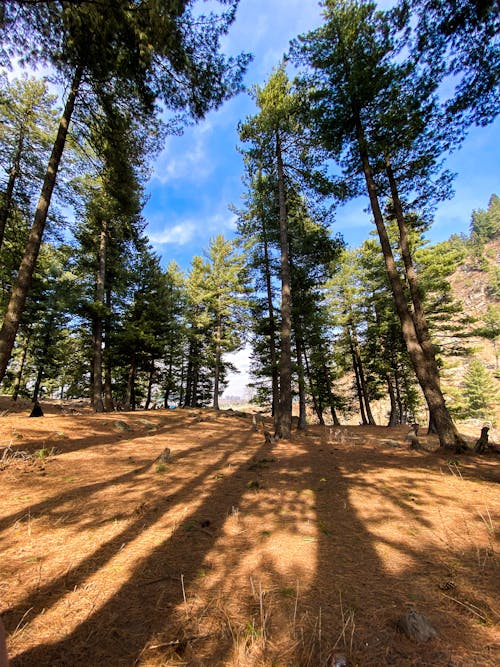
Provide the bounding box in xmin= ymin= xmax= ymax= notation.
xmin=144 ymin=0 xmax=500 ymax=272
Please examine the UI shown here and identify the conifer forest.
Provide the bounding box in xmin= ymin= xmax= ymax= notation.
xmin=1 ymin=1 xmax=499 ymax=443
xmin=0 ymin=3 xmax=499 ymax=665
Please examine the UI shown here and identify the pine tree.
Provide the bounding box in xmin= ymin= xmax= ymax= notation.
xmin=0 ymin=76 xmax=58 ymax=254
xmin=470 ymin=194 xmax=500 ymax=243
xmin=0 ymin=0 xmax=250 ymax=383
xmin=407 ymin=0 xmax=499 ymax=126
xmin=291 ymin=0 xmax=465 ymax=449
xmin=463 ymin=359 xmax=499 ymax=419
xmin=204 ymin=235 xmax=248 ymax=410
xmin=239 ymin=64 xmax=330 ymax=438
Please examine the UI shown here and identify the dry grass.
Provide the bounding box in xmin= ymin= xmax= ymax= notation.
xmin=0 ymin=399 xmax=498 ymax=666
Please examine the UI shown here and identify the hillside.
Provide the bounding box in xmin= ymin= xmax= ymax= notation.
xmin=439 ymin=237 xmax=500 ymax=424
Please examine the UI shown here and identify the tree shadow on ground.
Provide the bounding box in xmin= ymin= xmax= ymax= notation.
xmin=3 ymin=420 xmax=498 ymax=666
xmin=5 ymin=422 xmax=273 ymax=665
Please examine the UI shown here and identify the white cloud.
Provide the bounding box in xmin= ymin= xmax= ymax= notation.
xmin=148 ymin=208 xmax=237 ymax=250
xmin=149 ymin=222 xmax=197 ymax=246
xmin=151 ymin=120 xmax=215 ymax=185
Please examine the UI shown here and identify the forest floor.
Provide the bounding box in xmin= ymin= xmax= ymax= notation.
xmin=0 ymin=398 xmax=498 ymax=666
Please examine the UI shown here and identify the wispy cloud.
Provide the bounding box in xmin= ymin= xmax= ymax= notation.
xmin=148 ymin=208 xmax=237 ymax=250
xmin=151 ymin=120 xmax=215 ymax=185
xmin=149 ymin=222 xmax=197 ymax=246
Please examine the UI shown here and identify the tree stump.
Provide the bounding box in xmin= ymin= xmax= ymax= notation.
xmin=474 ymin=426 xmax=489 ymax=454
xmin=29 ymin=401 xmax=44 ymax=418
xmin=405 ymin=432 xmax=421 ymax=450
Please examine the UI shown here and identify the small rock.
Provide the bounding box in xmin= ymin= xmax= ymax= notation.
xmin=396 ymin=610 xmax=437 ymax=642
xmin=382 ymin=439 xmax=401 ymax=448
xmin=156 ymin=448 xmax=171 ymax=464
xmin=138 ymin=419 xmax=157 ymax=430
xmin=114 ymin=420 xmax=131 ymax=432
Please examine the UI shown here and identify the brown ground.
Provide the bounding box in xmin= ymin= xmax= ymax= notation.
xmin=0 ymin=399 xmax=498 ymax=666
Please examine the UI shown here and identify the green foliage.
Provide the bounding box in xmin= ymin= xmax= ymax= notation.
xmin=3 ymin=1 xmax=251 ymax=120
xmin=0 ymin=75 xmax=60 ymax=308
xmin=462 ymin=358 xmax=499 ymax=419
xmin=470 ymin=194 xmax=500 ymax=242
xmin=408 ymin=0 xmax=500 ymax=127
xmin=183 ymin=235 xmax=248 ymax=408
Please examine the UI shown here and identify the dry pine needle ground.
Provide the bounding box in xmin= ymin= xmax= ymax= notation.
xmin=0 ymin=400 xmax=498 ymax=666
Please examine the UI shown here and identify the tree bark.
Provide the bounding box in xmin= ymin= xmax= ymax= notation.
xmin=0 ymin=66 xmax=82 ymax=383
xmin=385 ymin=156 xmax=441 ymax=379
xmin=11 ymin=327 xmax=31 ymax=401
xmin=353 ymin=110 xmax=464 ymax=448
xmin=213 ymin=311 xmax=222 ymax=410
xmin=387 ymin=374 xmax=398 ymax=426
xmin=125 ymin=357 xmax=137 ymax=411
xmin=349 ymin=327 xmax=368 ymax=425
xmin=275 ymin=130 xmax=292 ymax=439
xmin=164 ymin=352 xmax=174 ymax=408
xmin=103 ymin=289 xmax=114 ymax=411
xmin=92 ymin=218 xmax=107 ymax=413
xmin=350 ymin=321 xmax=376 ymax=425
xmin=0 ymin=130 xmax=24 ymax=252
xmin=295 ymin=335 xmax=307 ymax=430
xmin=32 ymin=315 xmax=54 ymax=402
xmin=260 ymin=208 xmax=279 ymax=417
xmin=321 ymin=362 xmax=341 ymax=425
xmin=145 ymin=356 xmax=155 ymax=410
xmin=303 ymin=345 xmax=324 ymax=425
xmin=32 ymin=366 xmax=43 ymax=403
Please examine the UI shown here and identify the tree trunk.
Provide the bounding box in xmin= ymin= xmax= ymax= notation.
xmin=0 ymin=66 xmax=82 ymax=383
xmin=92 ymin=218 xmax=107 ymax=413
xmin=12 ymin=327 xmax=31 ymax=401
xmin=349 ymin=328 xmax=368 ymax=425
xmin=103 ymin=289 xmax=114 ymax=411
xmin=32 ymin=366 xmax=43 ymax=403
xmin=164 ymin=352 xmax=174 ymax=408
xmin=184 ymin=342 xmax=193 ymax=408
xmin=260 ymin=204 xmax=279 ymax=417
xmin=353 ymin=110 xmax=464 ymax=449
xmin=303 ymin=345 xmax=324 ymax=425
xmin=330 ymin=402 xmax=340 ymax=426
xmin=322 ymin=362 xmax=341 ymax=425
xmin=0 ymin=131 xmax=24 ymax=252
xmin=296 ymin=336 xmax=307 ymax=430
xmin=126 ymin=357 xmax=137 ymax=411
xmin=350 ymin=321 xmax=376 ymax=425
xmin=179 ymin=355 xmax=185 ymax=407
xmin=145 ymin=357 xmax=155 ymax=410
xmin=394 ymin=369 xmax=406 ymax=424
xmin=387 ymin=374 xmax=398 ymax=426
xmin=213 ymin=312 xmax=222 ymax=410
xmin=275 ymin=130 xmax=292 ymax=439
xmin=385 ymin=156 xmax=442 ymax=379
xmin=32 ymin=315 xmax=54 ymax=402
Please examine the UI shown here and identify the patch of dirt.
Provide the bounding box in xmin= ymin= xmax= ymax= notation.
xmin=0 ymin=399 xmax=498 ymax=666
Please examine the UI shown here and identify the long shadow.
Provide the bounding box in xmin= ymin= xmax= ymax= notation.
xmin=5 ymin=424 xmax=497 ymax=666
xmin=3 ymin=429 xmax=248 ymax=620
xmin=0 ymin=417 xmax=222 ymax=535
xmin=301 ymin=440 xmax=497 ymax=665
xmin=7 ymin=426 xmax=272 ymax=665
xmin=2 ymin=411 xmax=192 ymax=458
xmin=181 ymin=435 xmax=498 ymax=666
